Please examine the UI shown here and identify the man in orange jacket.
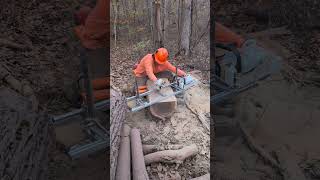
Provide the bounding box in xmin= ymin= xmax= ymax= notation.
xmin=72 ymin=0 xmax=109 ymax=103
xmin=134 ymin=48 xmax=187 ymax=93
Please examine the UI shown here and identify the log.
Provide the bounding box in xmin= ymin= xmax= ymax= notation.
xmin=115 ymin=124 xmax=131 ymax=180
xmin=131 ymin=128 xmax=149 ymax=180
xmin=189 ymin=173 xmax=210 ymax=180
xmin=147 ymin=78 xmax=177 ymax=120
xmin=142 ymin=144 xmax=184 ymax=155
xmin=110 ymin=87 xmax=127 ymax=180
xmin=144 ymin=144 xmax=198 ymax=165
xmin=0 ymin=87 xmax=54 ymax=180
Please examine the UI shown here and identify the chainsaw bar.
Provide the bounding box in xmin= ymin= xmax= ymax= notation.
xmin=127 ymin=75 xmax=198 ymax=112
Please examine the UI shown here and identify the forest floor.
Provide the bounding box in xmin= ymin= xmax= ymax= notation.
xmin=0 ymin=0 xmax=108 ymax=179
xmin=214 ymin=1 xmax=320 ymax=180
xmin=110 ymin=1 xmax=210 ymax=178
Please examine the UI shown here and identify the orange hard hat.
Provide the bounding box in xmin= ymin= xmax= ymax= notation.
xmin=154 ymin=48 xmax=168 ymax=64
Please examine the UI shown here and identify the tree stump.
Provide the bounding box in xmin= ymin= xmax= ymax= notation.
xmin=110 ymin=87 xmax=127 ymax=180
xmin=0 ymin=87 xmax=54 ymax=180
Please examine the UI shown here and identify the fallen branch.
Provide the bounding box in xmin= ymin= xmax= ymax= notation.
xmin=115 ymin=124 xmax=131 ymax=180
xmin=131 ymin=128 xmax=149 ymax=180
xmin=185 ymin=102 xmax=209 ymax=132
xmin=0 ymin=38 xmax=31 ymax=50
xmin=239 ymin=121 xmax=284 ymax=172
xmin=189 ymin=173 xmax=210 ymax=180
xmin=142 ymin=144 xmax=184 ymax=155
xmin=144 ymin=144 xmax=198 ymax=165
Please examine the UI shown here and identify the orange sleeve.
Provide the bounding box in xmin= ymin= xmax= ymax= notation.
xmin=165 ymin=62 xmax=186 ymax=77
xmin=144 ymin=58 xmax=157 ymax=81
xmin=215 ymin=22 xmax=244 ymax=48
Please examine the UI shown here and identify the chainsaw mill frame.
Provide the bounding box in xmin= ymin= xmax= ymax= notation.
xmin=127 ymin=69 xmax=198 ymax=112
xmin=212 ymin=43 xmax=269 ymax=105
xmin=51 ymin=48 xmax=109 ymax=159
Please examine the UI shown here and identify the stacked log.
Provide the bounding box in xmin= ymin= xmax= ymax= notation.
xmin=110 ymin=87 xmax=127 ymax=180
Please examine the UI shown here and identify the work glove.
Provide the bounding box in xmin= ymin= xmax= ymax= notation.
xmin=155 ymin=79 xmax=164 ymax=90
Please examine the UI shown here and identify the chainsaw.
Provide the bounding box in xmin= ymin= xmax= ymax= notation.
xmin=212 ymin=39 xmax=281 ymax=105
xmin=127 ymin=73 xmax=198 ymax=112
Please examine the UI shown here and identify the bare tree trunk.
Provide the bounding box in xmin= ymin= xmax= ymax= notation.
xmin=163 ymin=0 xmax=169 ymax=47
xmin=177 ymin=0 xmax=182 ymax=48
xmin=113 ymin=0 xmax=118 ymax=47
xmin=0 ymin=87 xmax=54 ymax=180
xmin=180 ymin=0 xmax=192 ymax=56
xmin=148 ymin=0 xmax=154 ymax=34
xmin=110 ymin=87 xmax=127 ymax=180
xmin=153 ymin=0 xmax=163 ymax=48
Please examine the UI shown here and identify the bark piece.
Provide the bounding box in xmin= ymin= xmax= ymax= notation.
xmin=144 ymin=144 xmax=198 ymax=165
xmin=131 ymin=128 xmax=149 ymax=180
xmin=115 ymin=124 xmax=131 ymax=180
xmin=110 ymin=87 xmax=127 ymax=180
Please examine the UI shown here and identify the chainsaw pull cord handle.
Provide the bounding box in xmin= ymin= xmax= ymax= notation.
xmin=80 ymin=48 xmax=95 ymax=119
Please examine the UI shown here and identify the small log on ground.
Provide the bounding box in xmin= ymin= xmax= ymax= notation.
xmin=131 ymin=128 xmax=149 ymax=180
xmin=142 ymin=144 xmax=184 ymax=155
xmin=189 ymin=173 xmax=210 ymax=180
xmin=147 ymin=78 xmax=177 ymax=120
xmin=144 ymin=144 xmax=198 ymax=165
xmin=115 ymin=124 xmax=131 ymax=180
xmin=110 ymin=87 xmax=127 ymax=180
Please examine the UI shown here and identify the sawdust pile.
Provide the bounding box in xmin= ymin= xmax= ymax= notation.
xmin=0 ymin=0 xmax=80 ymax=111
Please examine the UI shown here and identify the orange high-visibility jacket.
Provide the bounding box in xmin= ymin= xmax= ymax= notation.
xmin=134 ymin=54 xmax=186 ymax=81
xmin=215 ymin=22 xmax=244 ymax=48
xmin=74 ymin=0 xmax=109 ymax=49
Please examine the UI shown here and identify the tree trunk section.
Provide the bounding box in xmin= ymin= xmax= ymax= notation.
xmin=115 ymin=124 xmax=131 ymax=180
xmin=110 ymin=87 xmax=127 ymax=180
xmin=131 ymin=128 xmax=149 ymax=180
xmin=0 ymin=87 xmax=54 ymax=180
xmin=180 ymin=0 xmax=192 ymax=55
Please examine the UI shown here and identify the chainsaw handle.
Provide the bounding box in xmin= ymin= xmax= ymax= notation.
xmin=215 ymin=43 xmax=242 ymax=72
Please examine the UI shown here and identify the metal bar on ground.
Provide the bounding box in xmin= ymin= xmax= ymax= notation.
xmin=68 ymin=139 xmax=109 ymax=159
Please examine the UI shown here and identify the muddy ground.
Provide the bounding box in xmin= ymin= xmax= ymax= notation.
xmin=214 ymin=1 xmax=320 ymax=179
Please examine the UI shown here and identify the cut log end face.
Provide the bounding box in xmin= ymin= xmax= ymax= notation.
xmin=147 ymin=79 xmax=177 ymax=120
